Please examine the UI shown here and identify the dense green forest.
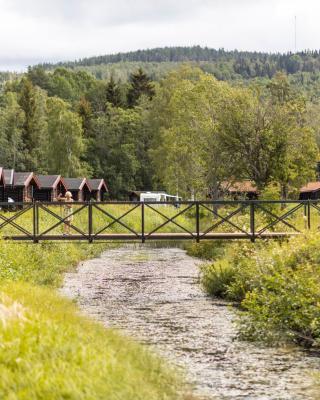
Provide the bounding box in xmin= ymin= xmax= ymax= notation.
xmin=36 ymin=46 xmax=320 ymax=100
xmin=42 ymin=46 xmax=320 ymax=77
xmin=1 ymin=47 xmax=320 ymax=199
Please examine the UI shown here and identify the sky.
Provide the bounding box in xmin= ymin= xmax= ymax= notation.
xmin=0 ymin=0 xmax=318 ymax=71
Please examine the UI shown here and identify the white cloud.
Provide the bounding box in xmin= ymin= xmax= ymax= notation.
xmin=0 ymin=0 xmax=319 ymax=71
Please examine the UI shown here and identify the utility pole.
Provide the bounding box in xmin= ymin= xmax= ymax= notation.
xmin=294 ymin=15 xmax=297 ymax=52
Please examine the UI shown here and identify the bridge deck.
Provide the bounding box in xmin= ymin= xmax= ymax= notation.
xmin=5 ymin=232 xmax=299 ymax=241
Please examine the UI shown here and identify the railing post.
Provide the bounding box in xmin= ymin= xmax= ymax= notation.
xmin=88 ymin=203 xmax=93 ymax=243
xmin=141 ymin=202 xmax=145 ymax=243
xmin=33 ymin=202 xmax=39 ymax=243
xmin=250 ymin=202 xmax=255 ymax=242
xmin=196 ymin=202 xmax=200 ymax=243
xmin=308 ymin=200 xmax=311 ymax=230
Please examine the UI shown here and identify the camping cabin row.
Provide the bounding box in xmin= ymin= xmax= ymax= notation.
xmin=0 ymin=168 xmax=108 ymax=203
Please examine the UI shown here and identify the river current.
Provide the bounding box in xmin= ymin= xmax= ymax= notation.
xmin=61 ymin=246 xmax=320 ymax=399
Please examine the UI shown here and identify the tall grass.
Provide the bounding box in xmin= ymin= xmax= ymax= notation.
xmin=0 ymin=205 xmax=195 ymax=399
xmin=0 ymin=282 xmax=186 ymax=400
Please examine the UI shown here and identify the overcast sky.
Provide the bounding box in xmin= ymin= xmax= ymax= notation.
xmin=0 ymin=0 xmax=318 ymax=71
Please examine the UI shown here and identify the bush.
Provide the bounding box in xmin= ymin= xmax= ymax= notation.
xmin=200 ymin=233 xmax=320 ymax=347
xmin=186 ymin=240 xmax=227 ymax=260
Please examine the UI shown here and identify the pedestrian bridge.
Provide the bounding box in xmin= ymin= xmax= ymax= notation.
xmin=0 ymin=200 xmax=316 ymax=243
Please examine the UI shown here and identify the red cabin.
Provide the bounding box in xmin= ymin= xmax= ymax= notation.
xmin=3 ymin=170 xmax=40 ymax=202
xmin=221 ymin=180 xmax=258 ymax=200
xmin=34 ymin=175 xmax=67 ymax=202
xmin=63 ymin=178 xmax=91 ymax=201
xmin=299 ymin=182 xmax=320 ymax=200
xmin=88 ymin=179 xmax=108 ymax=201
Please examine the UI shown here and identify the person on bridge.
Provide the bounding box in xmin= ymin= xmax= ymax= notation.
xmin=58 ymin=191 xmax=74 ymax=236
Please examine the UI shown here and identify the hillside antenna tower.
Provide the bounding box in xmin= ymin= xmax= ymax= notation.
xmin=294 ymin=15 xmax=297 ymax=52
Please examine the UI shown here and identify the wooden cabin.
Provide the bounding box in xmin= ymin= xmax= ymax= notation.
xmin=34 ymin=175 xmax=67 ymax=202
xmin=88 ymin=179 xmax=108 ymax=201
xmin=63 ymin=178 xmax=91 ymax=201
xmin=3 ymin=170 xmax=40 ymax=202
xmin=221 ymin=181 xmax=258 ymax=200
xmin=299 ymin=182 xmax=320 ymax=200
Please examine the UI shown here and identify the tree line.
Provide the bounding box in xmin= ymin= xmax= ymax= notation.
xmin=41 ymin=46 xmax=320 ymax=78
xmin=0 ymin=64 xmax=318 ymax=199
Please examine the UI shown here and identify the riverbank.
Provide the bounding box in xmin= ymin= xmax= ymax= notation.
xmin=188 ymin=234 xmax=320 ymax=348
xmin=0 ymin=239 xmax=192 ymax=399
xmin=62 ymin=245 xmax=320 ymax=399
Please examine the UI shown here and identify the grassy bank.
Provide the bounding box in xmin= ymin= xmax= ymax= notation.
xmin=0 ymin=205 xmax=195 ymax=399
xmin=0 ymin=282 xmax=184 ymax=400
xmin=193 ymin=234 xmax=320 ymax=348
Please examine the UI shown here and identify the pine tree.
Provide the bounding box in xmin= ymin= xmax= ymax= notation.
xmin=127 ymin=68 xmax=155 ymax=107
xmin=106 ymin=76 xmax=122 ymax=107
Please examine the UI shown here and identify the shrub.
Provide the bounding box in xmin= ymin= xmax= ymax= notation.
xmin=200 ymin=233 xmax=320 ymax=347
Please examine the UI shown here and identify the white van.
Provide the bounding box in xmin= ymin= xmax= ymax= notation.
xmin=140 ymin=192 xmax=182 ymax=205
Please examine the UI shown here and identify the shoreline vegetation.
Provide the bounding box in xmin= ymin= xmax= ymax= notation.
xmin=2 ymin=201 xmax=320 ymax=397
xmin=0 ymin=237 xmax=194 ymax=399
xmin=187 ymin=234 xmax=320 ymax=348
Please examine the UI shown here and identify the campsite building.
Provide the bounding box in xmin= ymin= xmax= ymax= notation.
xmin=3 ymin=170 xmax=40 ymax=202
xmin=34 ymin=175 xmax=67 ymax=202
xmin=63 ymin=178 xmax=91 ymax=201
xmin=299 ymin=182 xmax=320 ymax=200
xmin=221 ymin=181 xmax=258 ymax=200
xmin=88 ymin=179 xmax=108 ymax=201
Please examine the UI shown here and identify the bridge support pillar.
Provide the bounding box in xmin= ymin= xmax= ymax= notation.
xmin=250 ymin=202 xmax=255 ymax=243
xmin=141 ymin=203 xmax=145 ymax=243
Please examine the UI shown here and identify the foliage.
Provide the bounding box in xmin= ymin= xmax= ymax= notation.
xmin=0 ymin=92 xmax=25 ymax=170
xmin=200 ymin=234 xmax=320 ymax=347
xmin=39 ymin=46 xmax=320 ymax=81
xmin=185 ymin=240 xmax=227 ymax=260
xmin=127 ymin=68 xmax=155 ymax=107
xmin=46 ymin=97 xmax=87 ymax=176
xmin=0 ymin=61 xmax=318 ymax=198
xmin=148 ymin=67 xmax=317 ymax=199
xmin=87 ymin=104 xmax=152 ymax=198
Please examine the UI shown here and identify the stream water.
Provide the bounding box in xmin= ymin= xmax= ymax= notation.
xmin=61 ymin=246 xmax=320 ymax=399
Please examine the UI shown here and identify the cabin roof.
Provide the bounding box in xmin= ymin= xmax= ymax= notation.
xmin=14 ymin=172 xmax=40 ymax=188
xmin=36 ymin=175 xmax=66 ymax=190
xmin=222 ymin=181 xmax=257 ymax=193
xmin=3 ymin=169 xmax=14 ymax=186
xmin=64 ymin=178 xmax=91 ymax=191
xmin=300 ymin=182 xmax=320 ymax=193
xmin=88 ymin=179 xmax=108 ymax=191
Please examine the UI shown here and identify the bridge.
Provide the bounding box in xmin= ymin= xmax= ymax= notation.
xmin=0 ymin=200 xmax=317 ymax=243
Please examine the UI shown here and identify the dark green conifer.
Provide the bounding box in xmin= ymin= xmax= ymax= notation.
xmin=106 ymin=76 xmax=122 ymax=107
xmin=127 ymin=68 xmax=155 ymax=107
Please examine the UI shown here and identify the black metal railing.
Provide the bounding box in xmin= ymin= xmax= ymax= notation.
xmin=0 ymin=200 xmax=318 ymax=243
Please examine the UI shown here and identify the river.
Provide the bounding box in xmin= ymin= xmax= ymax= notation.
xmin=61 ymin=245 xmax=320 ymax=399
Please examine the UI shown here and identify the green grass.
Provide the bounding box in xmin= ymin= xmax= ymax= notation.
xmin=0 ymin=282 xmax=186 ymax=400
xmin=0 ymin=205 xmax=196 ymax=399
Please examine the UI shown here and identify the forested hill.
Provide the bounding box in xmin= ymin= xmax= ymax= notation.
xmin=40 ymin=46 xmax=320 ymax=78
xmin=1 ymin=48 xmax=320 ymax=200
